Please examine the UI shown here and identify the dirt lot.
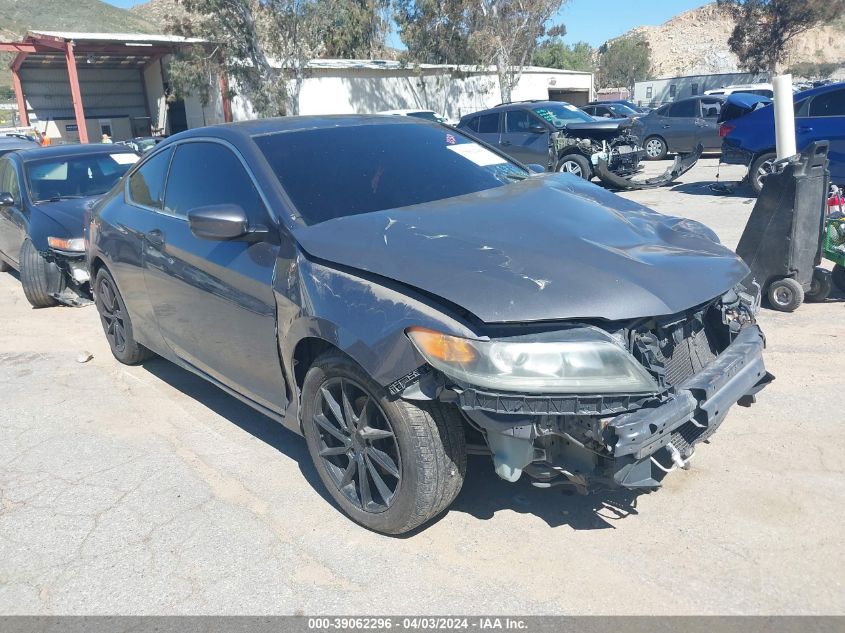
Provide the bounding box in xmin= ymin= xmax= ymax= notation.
xmin=1 ymin=159 xmax=843 ymax=615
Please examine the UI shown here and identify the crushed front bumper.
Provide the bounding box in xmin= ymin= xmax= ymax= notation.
xmin=595 ymin=144 xmax=703 ymax=190
xmin=610 ymin=324 xmax=772 ymax=488
xmin=456 ymin=324 xmax=772 ymax=490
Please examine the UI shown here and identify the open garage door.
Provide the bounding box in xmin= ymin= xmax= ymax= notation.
xmin=548 ymin=88 xmax=590 ymax=106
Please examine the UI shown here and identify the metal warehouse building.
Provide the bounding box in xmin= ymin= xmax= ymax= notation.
xmin=634 ymin=71 xmax=770 ymax=107
xmin=2 ymin=31 xmax=594 ymax=143
xmin=0 ymin=31 xmax=229 ymax=143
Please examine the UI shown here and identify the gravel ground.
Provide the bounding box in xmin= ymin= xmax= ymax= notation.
xmin=1 ymin=158 xmax=843 ymax=615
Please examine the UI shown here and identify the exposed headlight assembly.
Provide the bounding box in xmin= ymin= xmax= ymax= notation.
xmin=47 ymin=237 xmax=85 ymax=252
xmin=407 ymin=327 xmax=658 ymax=395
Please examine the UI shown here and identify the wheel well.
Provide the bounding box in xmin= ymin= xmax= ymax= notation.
xmin=89 ymin=256 xmax=106 ymax=281
xmin=645 ymin=134 xmax=666 ymax=145
xmin=292 ymin=337 xmax=338 ymax=391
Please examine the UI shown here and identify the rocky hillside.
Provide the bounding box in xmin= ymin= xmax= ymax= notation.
xmin=622 ymin=3 xmax=845 ymax=78
xmin=130 ymin=0 xmax=186 ymax=29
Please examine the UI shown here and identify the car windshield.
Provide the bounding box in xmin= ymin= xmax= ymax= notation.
xmin=607 ymin=103 xmax=637 ymax=116
xmin=26 ymin=152 xmax=139 ymax=202
xmin=532 ymin=104 xmax=594 ymax=127
xmin=254 ymin=122 xmax=528 ymax=226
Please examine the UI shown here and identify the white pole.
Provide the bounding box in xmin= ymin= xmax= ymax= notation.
xmin=773 ymin=74 xmax=796 ymax=160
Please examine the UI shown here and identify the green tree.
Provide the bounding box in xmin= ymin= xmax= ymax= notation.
xmin=470 ymin=0 xmax=568 ymax=103
xmin=596 ymin=34 xmax=651 ymax=91
xmin=718 ymin=0 xmax=845 ymax=73
xmin=169 ymin=0 xmax=388 ymax=116
xmin=393 ymin=0 xmax=478 ymax=64
xmin=532 ymin=38 xmax=594 ymax=72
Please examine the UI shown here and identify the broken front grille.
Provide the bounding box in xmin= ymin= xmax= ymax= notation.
xmin=634 ymin=310 xmax=723 ymax=389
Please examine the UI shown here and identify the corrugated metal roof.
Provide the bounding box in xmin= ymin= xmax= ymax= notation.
xmin=28 ymin=31 xmax=206 ymax=45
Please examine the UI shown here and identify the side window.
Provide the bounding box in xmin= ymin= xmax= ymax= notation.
xmin=656 ymin=104 xmax=670 ymax=116
xmin=128 ymin=147 xmax=172 ymax=209
xmin=476 ymin=113 xmax=500 ymax=134
xmin=465 ymin=117 xmax=480 ymax=133
xmin=701 ymin=99 xmax=722 ymax=118
xmin=809 ymin=89 xmax=845 ymax=117
xmin=668 ymin=99 xmax=696 ymax=118
xmin=505 ymin=110 xmax=532 ymax=133
xmin=0 ymin=159 xmax=21 ymax=205
xmin=163 ymin=142 xmax=265 ymax=221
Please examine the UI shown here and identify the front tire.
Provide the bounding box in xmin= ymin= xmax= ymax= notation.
xmin=767 ymin=277 xmax=804 ymax=312
xmin=94 ymin=268 xmax=154 ymax=365
xmin=19 ymin=238 xmax=61 ymax=308
xmin=301 ymin=352 xmax=466 ymax=535
xmin=556 ymin=154 xmax=592 ymax=180
xmin=644 ymin=136 xmax=667 ymax=160
xmin=750 ymin=152 xmax=777 ymax=195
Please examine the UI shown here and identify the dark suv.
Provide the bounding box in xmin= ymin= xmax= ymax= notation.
xmin=458 ymin=101 xmax=644 ymax=180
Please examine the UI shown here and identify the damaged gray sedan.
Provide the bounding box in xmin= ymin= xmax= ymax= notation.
xmin=88 ymin=116 xmax=772 ymax=534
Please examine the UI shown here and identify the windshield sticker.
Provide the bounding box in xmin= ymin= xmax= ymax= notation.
xmin=447 ymin=143 xmax=506 ymax=166
xmin=111 ymin=153 xmax=140 ymax=165
xmin=534 ymin=108 xmax=556 ymax=124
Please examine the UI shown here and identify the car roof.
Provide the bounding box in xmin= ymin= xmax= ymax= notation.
xmin=377 ymin=109 xmax=436 ymax=115
xmin=458 ymin=101 xmax=568 ymax=121
xmin=0 ymin=137 xmax=37 ymax=150
xmin=15 ymin=142 xmax=138 ymax=162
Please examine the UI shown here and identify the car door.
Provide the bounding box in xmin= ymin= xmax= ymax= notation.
xmin=0 ymin=157 xmax=26 ymax=267
xmin=799 ymin=87 xmax=845 ymax=183
xmin=697 ymin=97 xmax=723 ymax=150
xmin=468 ymin=111 xmax=502 ymax=150
xmin=141 ymin=140 xmax=286 ymax=412
xmin=499 ymin=109 xmax=549 ymax=164
xmin=662 ymin=99 xmax=699 ymax=152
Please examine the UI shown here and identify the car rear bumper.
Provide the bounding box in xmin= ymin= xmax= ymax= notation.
xmin=721 ymin=138 xmax=754 ymax=166
xmin=609 ymin=324 xmax=772 ymax=488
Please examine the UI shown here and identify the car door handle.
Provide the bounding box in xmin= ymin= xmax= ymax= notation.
xmin=145 ymin=229 xmax=164 ymax=247
xmin=661 ymin=124 xmax=671 ymax=129
xmin=500 ymin=140 xmax=512 ymax=146
xmin=797 ymin=126 xmax=813 ymax=133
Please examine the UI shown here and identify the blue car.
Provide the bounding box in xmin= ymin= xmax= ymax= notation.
xmin=721 ymin=82 xmax=845 ymax=193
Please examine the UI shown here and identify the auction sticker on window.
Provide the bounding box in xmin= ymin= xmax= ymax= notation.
xmin=447 ymin=143 xmax=506 ymax=166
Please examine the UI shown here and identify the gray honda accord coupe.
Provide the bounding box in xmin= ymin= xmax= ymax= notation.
xmin=87 ymin=115 xmax=772 ymax=534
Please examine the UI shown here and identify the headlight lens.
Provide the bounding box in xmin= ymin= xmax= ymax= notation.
xmin=47 ymin=237 xmax=85 ymax=252
xmin=407 ymin=327 xmax=658 ymax=394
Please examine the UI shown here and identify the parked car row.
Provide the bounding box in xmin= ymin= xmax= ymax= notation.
xmin=0 ymin=115 xmax=772 ymax=535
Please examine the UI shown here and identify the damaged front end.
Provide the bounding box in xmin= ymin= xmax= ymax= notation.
xmin=40 ymin=244 xmax=93 ymax=306
xmin=405 ymin=286 xmax=772 ymax=493
xmin=549 ymin=121 xmax=701 ymax=190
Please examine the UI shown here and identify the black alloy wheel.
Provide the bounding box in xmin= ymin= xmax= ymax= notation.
xmin=94 ymin=268 xmax=154 ymax=365
xmin=313 ymin=377 xmax=402 ymax=512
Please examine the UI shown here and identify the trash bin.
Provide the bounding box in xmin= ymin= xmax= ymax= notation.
xmin=735 ymin=141 xmax=831 ymax=312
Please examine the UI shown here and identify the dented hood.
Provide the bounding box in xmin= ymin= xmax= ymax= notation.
xmin=292 ymin=175 xmax=749 ymax=323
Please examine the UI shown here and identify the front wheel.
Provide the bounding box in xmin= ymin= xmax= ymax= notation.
xmin=94 ymin=268 xmax=154 ymax=365
xmin=301 ymin=352 xmax=466 ymax=535
xmin=643 ymin=136 xmax=667 ymax=160
xmin=556 ymin=154 xmax=592 ymax=180
xmin=19 ymin=238 xmax=61 ymax=308
xmin=767 ymin=277 xmax=804 ymax=312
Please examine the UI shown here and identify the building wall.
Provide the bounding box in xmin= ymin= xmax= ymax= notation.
xmin=232 ymin=68 xmax=593 ymax=121
xmin=634 ymin=72 xmax=768 ymax=107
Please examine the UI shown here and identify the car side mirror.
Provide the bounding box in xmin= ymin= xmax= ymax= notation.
xmin=528 ymin=124 xmax=547 ymax=134
xmin=526 ymin=163 xmax=546 ymax=174
xmin=0 ymin=192 xmax=14 ymax=207
xmin=187 ymin=204 xmax=263 ymax=241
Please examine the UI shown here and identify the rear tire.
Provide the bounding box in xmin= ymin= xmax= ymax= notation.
xmin=19 ymin=238 xmax=61 ymax=308
xmin=832 ymin=264 xmax=845 ymax=292
xmin=767 ymin=277 xmax=804 ymax=312
xmin=750 ymin=152 xmax=777 ymax=195
xmin=556 ymin=154 xmax=592 ymax=180
xmin=94 ymin=268 xmax=154 ymax=365
xmin=643 ymin=136 xmax=667 ymax=160
xmin=301 ymin=351 xmax=466 ymax=535
xmin=805 ymin=267 xmax=832 ymax=302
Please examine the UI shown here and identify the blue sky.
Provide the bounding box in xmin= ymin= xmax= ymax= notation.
xmin=106 ymin=0 xmax=709 ymax=47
